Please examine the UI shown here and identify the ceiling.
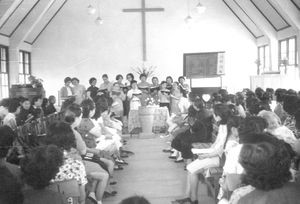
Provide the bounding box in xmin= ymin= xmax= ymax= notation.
xmin=0 ymin=0 xmax=298 ymax=45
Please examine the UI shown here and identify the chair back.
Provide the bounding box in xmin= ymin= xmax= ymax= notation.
xmin=48 ymin=179 xmax=80 ymax=204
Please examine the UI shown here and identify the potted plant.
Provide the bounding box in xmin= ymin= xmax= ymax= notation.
xmin=28 ymin=75 xmax=44 ymax=88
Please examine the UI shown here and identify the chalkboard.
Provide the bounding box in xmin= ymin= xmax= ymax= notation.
xmin=183 ymin=52 xmax=225 ymax=78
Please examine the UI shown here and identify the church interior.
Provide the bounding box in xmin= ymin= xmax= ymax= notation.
xmin=0 ymin=0 xmax=300 ymax=204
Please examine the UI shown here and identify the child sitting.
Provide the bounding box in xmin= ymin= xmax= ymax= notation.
xmin=45 ymin=95 xmax=57 ymax=116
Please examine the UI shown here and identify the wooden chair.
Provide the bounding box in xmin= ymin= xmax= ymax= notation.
xmin=205 ymin=167 xmax=223 ymax=203
xmin=48 ymin=179 xmax=81 ymax=204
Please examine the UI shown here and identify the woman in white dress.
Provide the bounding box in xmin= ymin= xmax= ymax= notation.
xmin=72 ymin=77 xmax=86 ymax=105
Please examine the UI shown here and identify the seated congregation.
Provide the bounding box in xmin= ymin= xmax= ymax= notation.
xmin=1 ymin=71 xmax=300 ymax=204
xmin=0 ymin=73 xmax=190 ymax=204
xmin=165 ymin=87 xmax=300 ymax=204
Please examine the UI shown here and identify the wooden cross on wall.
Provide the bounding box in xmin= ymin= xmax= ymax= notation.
xmin=123 ymin=0 xmax=164 ymax=61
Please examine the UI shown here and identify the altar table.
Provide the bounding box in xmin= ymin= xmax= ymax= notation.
xmin=128 ymin=107 xmax=169 ymax=134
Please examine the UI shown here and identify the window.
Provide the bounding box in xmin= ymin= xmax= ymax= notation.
xmin=279 ymin=36 xmax=298 ymax=67
xmin=258 ymin=45 xmax=271 ymax=72
xmin=0 ymin=46 xmax=9 ymax=98
xmin=19 ymin=51 xmax=31 ymax=84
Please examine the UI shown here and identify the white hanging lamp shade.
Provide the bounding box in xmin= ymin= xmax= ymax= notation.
xmin=196 ymin=2 xmax=206 ymax=13
xmin=87 ymin=4 xmax=96 ymax=15
xmin=95 ymin=16 xmax=103 ymax=25
xmin=185 ymin=15 xmax=193 ymax=24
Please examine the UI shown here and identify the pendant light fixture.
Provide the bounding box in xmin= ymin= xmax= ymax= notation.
xmin=95 ymin=1 xmax=103 ymax=25
xmin=87 ymin=0 xmax=96 ymax=15
xmin=185 ymin=0 xmax=193 ymax=24
xmin=196 ymin=0 xmax=206 ymax=14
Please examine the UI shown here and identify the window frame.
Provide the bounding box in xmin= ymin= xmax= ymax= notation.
xmin=19 ymin=50 xmax=32 ymax=84
xmin=257 ymin=44 xmax=273 ymax=73
xmin=0 ymin=45 xmax=10 ymax=98
xmin=279 ymin=36 xmax=298 ymax=67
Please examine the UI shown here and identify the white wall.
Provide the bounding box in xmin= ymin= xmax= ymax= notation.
xmin=32 ymin=0 xmax=257 ymax=96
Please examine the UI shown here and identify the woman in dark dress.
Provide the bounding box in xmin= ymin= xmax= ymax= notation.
xmin=87 ymin=77 xmax=99 ymax=102
xmin=123 ymin=73 xmax=135 ymax=120
xmin=16 ymin=98 xmax=32 ymax=125
xmin=166 ymin=76 xmax=173 ymax=91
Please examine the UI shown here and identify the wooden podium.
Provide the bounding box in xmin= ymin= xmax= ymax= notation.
xmin=10 ymin=85 xmax=45 ymax=101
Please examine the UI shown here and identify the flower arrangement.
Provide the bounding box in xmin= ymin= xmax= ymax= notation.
xmin=144 ymin=97 xmax=157 ymax=106
xmin=28 ymin=75 xmax=43 ymax=88
xmin=132 ymin=62 xmax=156 ymax=78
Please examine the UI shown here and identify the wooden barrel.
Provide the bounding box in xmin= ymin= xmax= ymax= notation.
xmin=138 ymin=106 xmax=156 ymax=134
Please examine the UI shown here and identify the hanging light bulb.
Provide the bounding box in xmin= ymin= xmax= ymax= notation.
xmin=95 ymin=16 xmax=103 ymax=25
xmin=87 ymin=4 xmax=96 ymax=15
xmin=185 ymin=0 xmax=193 ymax=24
xmin=185 ymin=15 xmax=193 ymax=24
xmin=196 ymin=1 xmax=206 ymax=14
xmin=94 ymin=0 xmax=103 ymax=25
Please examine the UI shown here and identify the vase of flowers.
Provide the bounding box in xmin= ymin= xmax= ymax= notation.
xmin=28 ymin=75 xmax=44 ymax=88
xmin=132 ymin=62 xmax=156 ymax=79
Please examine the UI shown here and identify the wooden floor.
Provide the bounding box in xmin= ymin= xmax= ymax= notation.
xmin=104 ymin=136 xmax=215 ymax=204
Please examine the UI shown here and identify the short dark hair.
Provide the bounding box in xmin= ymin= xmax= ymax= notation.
xmin=64 ymin=77 xmax=72 ymax=84
xmin=89 ymin=77 xmax=97 ymax=85
xmin=274 ymin=88 xmax=287 ymax=103
xmin=81 ymin=99 xmax=95 ymax=118
xmin=116 ymin=74 xmax=123 ymax=80
xmin=0 ymin=166 xmax=23 ymax=204
xmin=21 ymin=145 xmax=63 ymax=189
xmin=213 ymin=104 xmax=233 ymax=125
xmin=178 ymin=76 xmax=185 ymax=82
xmin=255 ymin=87 xmax=265 ymax=100
xmin=120 ymin=196 xmax=151 ymax=204
xmin=193 ymin=98 xmax=204 ymax=110
xmin=131 ymin=80 xmax=137 ymax=86
xmin=102 ymin=74 xmax=108 ymax=78
xmin=31 ymin=95 xmax=42 ymax=105
xmin=48 ymin=95 xmax=56 ymax=102
xmin=8 ymin=98 xmax=20 ymax=113
xmin=20 ymin=97 xmax=30 ymax=103
xmin=0 ymin=98 xmax=10 ymax=107
xmin=152 ymin=76 xmax=158 ymax=81
xmin=126 ymin=73 xmax=134 ymax=80
xmin=166 ymin=76 xmax=173 ymax=82
xmin=246 ymin=97 xmax=264 ymax=115
xmin=64 ymin=103 xmax=82 ymax=124
xmin=139 ymin=73 xmax=147 ymax=79
xmin=46 ymin=122 xmax=76 ymax=151
xmin=283 ymin=95 xmax=300 ymax=116
xmin=71 ymin=77 xmax=79 ymax=83
xmin=0 ymin=126 xmax=15 ymax=158
xmin=160 ymin=80 xmax=167 ymax=85
xmin=239 ymin=135 xmax=292 ymax=191
xmin=238 ymin=116 xmax=267 ymax=144
xmin=218 ymin=89 xmax=228 ymax=98
xmin=94 ymin=96 xmax=109 ymax=119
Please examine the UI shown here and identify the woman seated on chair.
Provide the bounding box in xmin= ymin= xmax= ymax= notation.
xmin=174 ymin=104 xmax=237 ymax=204
xmin=236 ymin=134 xmax=300 ymax=204
xmin=21 ymin=145 xmax=66 ymax=204
xmin=3 ymin=98 xmax=21 ymax=130
xmin=64 ymin=103 xmax=116 ymax=174
xmin=46 ymin=123 xmax=88 ymax=204
xmin=218 ymin=116 xmax=268 ymax=203
xmin=78 ymin=99 xmax=126 ymax=165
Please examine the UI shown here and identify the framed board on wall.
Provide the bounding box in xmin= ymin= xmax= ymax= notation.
xmin=183 ymin=52 xmax=225 ymax=78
